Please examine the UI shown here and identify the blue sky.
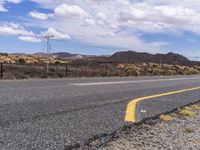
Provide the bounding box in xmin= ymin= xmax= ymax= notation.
xmin=0 ymin=0 xmax=200 ymax=59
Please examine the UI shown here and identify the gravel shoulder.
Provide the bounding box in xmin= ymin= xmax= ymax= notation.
xmin=79 ymin=102 xmax=200 ymax=150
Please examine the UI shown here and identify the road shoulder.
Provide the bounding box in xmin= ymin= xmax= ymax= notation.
xmin=78 ymin=103 xmax=200 ymax=150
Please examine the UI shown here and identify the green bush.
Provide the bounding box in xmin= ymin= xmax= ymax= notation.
xmin=126 ymin=65 xmax=140 ymax=76
xmin=184 ymin=68 xmax=199 ymax=75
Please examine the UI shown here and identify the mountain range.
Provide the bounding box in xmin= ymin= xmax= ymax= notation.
xmin=7 ymin=51 xmax=198 ymax=65
xmin=109 ymin=51 xmax=191 ymax=65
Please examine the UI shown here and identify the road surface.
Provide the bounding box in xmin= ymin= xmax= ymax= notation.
xmin=0 ymin=76 xmax=200 ymax=150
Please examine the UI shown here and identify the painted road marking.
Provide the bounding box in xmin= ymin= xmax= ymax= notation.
xmin=125 ymin=86 xmax=200 ymax=123
xmin=70 ymin=77 xmax=200 ymax=86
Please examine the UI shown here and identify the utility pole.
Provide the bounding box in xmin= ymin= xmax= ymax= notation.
xmin=44 ymin=35 xmax=54 ymax=76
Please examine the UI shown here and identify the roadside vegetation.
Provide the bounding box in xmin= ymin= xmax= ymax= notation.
xmin=1 ymin=54 xmax=200 ymax=79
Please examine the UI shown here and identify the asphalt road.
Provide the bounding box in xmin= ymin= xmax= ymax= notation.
xmin=0 ymin=76 xmax=200 ymax=150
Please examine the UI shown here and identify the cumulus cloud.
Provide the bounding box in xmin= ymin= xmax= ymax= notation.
xmin=17 ymin=27 xmax=71 ymax=42
xmin=0 ymin=22 xmax=34 ymax=36
xmin=18 ymin=27 xmax=71 ymax=42
xmin=0 ymin=21 xmax=71 ymax=43
xmin=42 ymin=28 xmax=71 ymax=40
xmin=96 ymin=12 xmax=106 ymax=20
xmin=0 ymin=0 xmax=21 ymax=12
xmin=0 ymin=22 xmax=43 ymax=42
xmin=54 ymin=4 xmax=89 ymax=18
xmin=84 ymin=18 xmax=96 ymax=26
xmin=29 ymin=11 xmax=50 ymax=20
xmin=98 ymin=31 xmax=116 ymax=37
xmin=27 ymin=0 xmax=175 ymax=51
xmin=18 ymin=36 xmax=41 ymax=42
xmin=7 ymin=0 xmax=200 ymax=51
xmin=116 ymin=1 xmax=200 ymax=34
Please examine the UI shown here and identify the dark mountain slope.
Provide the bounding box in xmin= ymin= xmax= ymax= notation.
xmin=109 ymin=51 xmax=191 ymax=65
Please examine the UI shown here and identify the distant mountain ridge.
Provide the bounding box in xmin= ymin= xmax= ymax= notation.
xmin=6 ymin=51 xmax=198 ymax=65
xmin=32 ymin=52 xmax=88 ymax=60
xmin=109 ymin=51 xmax=192 ymax=65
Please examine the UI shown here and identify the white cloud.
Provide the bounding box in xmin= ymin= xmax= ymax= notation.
xmin=0 ymin=22 xmax=34 ymax=36
xmin=0 ymin=22 xmax=43 ymax=43
xmin=119 ymin=7 xmax=146 ymax=21
xmin=84 ymin=18 xmax=96 ymax=26
xmin=98 ymin=31 xmax=116 ymax=37
xmin=116 ymin=1 xmax=200 ymax=34
xmin=18 ymin=36 xmax=41 ymax=42
xmin=0 ymin=0 xmax=21 ymax=12
xmin=95 ymin=12 xmax=106 ymax=25
xmin=30 ymin=0 xmax=60 ymax=8
xmin=54 ymin=4 xmax=89 ymax=18
xmin=27 ymin=0 xmax=173 ymax=51
xmin=6 ymin=0 xmax=200 ymax=52
xmin=0 ymin=22 xmax=71 ymax=43
xmin=42 ymin=28 xmax=71 ymax=40
xmin=96 ymin=12 xmax=106 ymax=20
xmin=29 ymin=11 xmax=50 ymax=20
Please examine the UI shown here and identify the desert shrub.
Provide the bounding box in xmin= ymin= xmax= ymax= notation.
xmin=126 ymin=64 xmax=140 ymax=76
xmin=184 ymin=68 xmax=199 ymax=75
xmin=117 ymin=64 xmax=125 ymax=69
xmin=163 ymin=69 xmax=174 ymax=76
xmin=194 ymin=66 xmax=200 ymax=72
xmin=152 ymin=67 xmax=163 ymax=75
xmin=55 ymin=61 xmax=61 ymax=65
xmin=152 ymin=65 xmax=175 ymax=76
xmin=171 ymin=65 xmax=185 ymax=75
xmin=17 ymin=58 xmax=26 ymax=64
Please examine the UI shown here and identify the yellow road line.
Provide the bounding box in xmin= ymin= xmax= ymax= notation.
xmin=125 ymin=86 xmax=200 ymax=122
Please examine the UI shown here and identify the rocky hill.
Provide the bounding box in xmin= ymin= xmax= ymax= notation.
xmin=0 ymin=51 xmax=198 ymax=66
xmin=109 ymin=51 xmax=192 ymax=65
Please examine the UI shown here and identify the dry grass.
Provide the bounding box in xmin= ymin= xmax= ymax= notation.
xmin=159 ymin=115 xmax=173 ymax=122
xmin=0 ymin=55 xmax=68 ymax=64
xmin=190 ymin=104 xmax=200 ymax=110
xmin=178 ymin=106 xmax=198 ymax=117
